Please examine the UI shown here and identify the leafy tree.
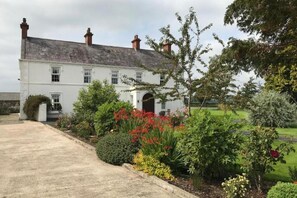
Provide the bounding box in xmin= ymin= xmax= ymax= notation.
xmin=222 ymin=0 xmax=297 ymax=101
xmin=73 ymin=80 xmax=119 ymax=126
xmin=234 ymin=77 xmax=259 ymax=109
xmin=123 ymin=7 xmax=218 ymax=116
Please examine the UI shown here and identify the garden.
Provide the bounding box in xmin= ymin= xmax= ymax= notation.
xmin=49 ymin=80 xmax=297 ymax=198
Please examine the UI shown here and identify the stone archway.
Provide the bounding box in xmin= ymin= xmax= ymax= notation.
xmin=142 ymin=93 xmax=154 ymax=113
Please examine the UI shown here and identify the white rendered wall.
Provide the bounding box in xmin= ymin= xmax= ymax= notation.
xmin=19 ymin=60 xmax=184 ymax=119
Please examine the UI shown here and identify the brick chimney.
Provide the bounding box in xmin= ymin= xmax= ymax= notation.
xmin=84 ymin=28 xmax=93 ymax=46
xmin=163 ymin=41 xmax=172 ymax=53
xmin=131 ymin=35 xmax=141 ymax=50
xmin=20 ymin=18 xmax=29 ymax=39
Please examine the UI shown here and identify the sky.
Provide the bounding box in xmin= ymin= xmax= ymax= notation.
xmin=0 ymin=0 xmax=259 ymax=92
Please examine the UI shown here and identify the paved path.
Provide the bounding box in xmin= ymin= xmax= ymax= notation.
xmin=0 ymin=117 xmax=181 ymax=198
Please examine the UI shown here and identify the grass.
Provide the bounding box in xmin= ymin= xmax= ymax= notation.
xmin=192 ymin=107 xmax=297 ymax=182
xmin=265 ymin=142 xmax=297 ymax=182
xmin=192 ymin=107 xmax=297 ymax=138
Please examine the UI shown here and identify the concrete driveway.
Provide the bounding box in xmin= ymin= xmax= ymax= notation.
xmin=0 ymin=115 xmax=182 ymax=198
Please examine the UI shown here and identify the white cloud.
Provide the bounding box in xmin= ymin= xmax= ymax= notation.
xmin=0 ymin=0 xmax=253 ymax=92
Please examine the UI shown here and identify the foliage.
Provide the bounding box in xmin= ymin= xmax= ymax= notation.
xmin=267 ymin=182 xmax=297 ymax=198
xmin=122 ymin=7 xmax=222 ymax=116
xmin=249 ymin=91 xmax=297 ymax=127
xmin=23 ymin=95 xmax=51 ymax=120
xmin=288 ymin=166 xmax=297 ymax=181
xmin=75 ymin=121 xmax=93 ymax=138
xmin=223 ymin=0 xmax=297 ymax=101
xmin=234 ymin=77 xmax=259 ymax=109
xmin=0 ymin=103 xmax=10 ymax=115
xmin=114 ymin=108 xmax=185 ymax=172
xmin=140 ymin=127 xmax=185 ymax=173
xmin=133 ymin=151 xmax=175 ymax=181
xmin=241 ymin=127 xmax=295 ymax=191
xmin=94 ymin=101 xmax=133 ymax=136
xmin=221 ymin=173 xmax=250 ymax=198
xmin=96 ymin=133 xmax=138 ymax=165
xmin=56 ymin=114 xmax=73 ymax=130
xmin=197 ymin=56 xmax=237 ymax=113
xmin=73 ymin=80 xmax=119 ymax=127
xmin=177 ymin=110 xmax=243 ymax=179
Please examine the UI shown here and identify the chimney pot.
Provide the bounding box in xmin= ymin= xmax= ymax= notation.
xmin=131 ymin=34 xmax=141 ymax=50
xmin=163 ymin=41 xmax=172 ymax=53
xmin=20 ymin=18 xmax=29 ymax=39
xmin=84 ymin=27 xmax=93 ymax=46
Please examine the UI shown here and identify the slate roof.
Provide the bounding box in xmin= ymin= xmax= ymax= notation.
xmin=0 ymin=92 xmax=20 ymax=101
xmin=23 ymin=37 xmax=171 ymax=68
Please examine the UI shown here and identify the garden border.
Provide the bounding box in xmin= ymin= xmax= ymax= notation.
xmin=44 ymin=123 xmax=198 ymax=198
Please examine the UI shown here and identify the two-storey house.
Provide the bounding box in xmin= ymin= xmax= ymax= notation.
xmin=19 ymin=18 xmax=184 ymax=119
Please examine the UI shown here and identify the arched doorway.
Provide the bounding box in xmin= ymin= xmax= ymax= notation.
xmin=142 ymin=93 xmax=154 ymax=113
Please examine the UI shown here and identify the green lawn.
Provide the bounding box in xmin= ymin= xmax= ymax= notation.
xmin=192 ymin=107 xmax=297 ymax=138
xmin=265 ymin=142 xmax=297 ymax=182
xmin=192 ymin=107 xmax=297 ymax=182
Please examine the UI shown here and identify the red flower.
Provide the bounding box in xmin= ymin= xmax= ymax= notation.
xmin=270 ymin=150 xmax=280 ymax=158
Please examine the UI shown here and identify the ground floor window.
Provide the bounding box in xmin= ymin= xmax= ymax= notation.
xmin=161 ymin=102 xmax=166 ymax=109
xmin=51 ymin=94 xmax=61 ymax=111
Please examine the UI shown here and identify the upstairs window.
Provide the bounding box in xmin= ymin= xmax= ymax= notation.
xmin=160 ymin=74 xmax=165 ymax=84
xmin=51 ymin=67 xmax=60 ymax=82
xmin=111 ymin=71 xmax=119 ymax=84
xmin=136 ymin=72 xmax=142 ymax=82
xmin=84 ymin=69 xmax=92 ymax=83
xmin=51 ymin=94 xmax=61 ymax=111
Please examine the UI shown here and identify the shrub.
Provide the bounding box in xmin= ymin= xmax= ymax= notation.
xmin=288 ymin=166 xmax=297 ymax=181
xmin=56 ymin=114 xmax=73 ymax=130
xmin=241 ymin=127 xmax=295 ymax=191
xmin=249 ymin=91 xmax=297 ymax=127
xmin=23 ymin=95 xmax=51 ymax=120
xmin=75 ymin=121 xmax=93 ymax=138
xmin=0 ymin=103 xmax=10 ymax=115
xmin=73 ymin=80 xmax=119 ymax=128
xmin=178 ymin=110 xmax=243 ymax=179
xmin=96 ymin=133 xmax=138 ymax=165
xmin=133 ymin=151 xmax=175 ymax=181
xmin=267 ymin=182 xmax=297 ymax=198
xmin=222 ymin=173 xmax=250 ymax=198
xmin=94 ymin=101 xmax=133 ymax=136
xmin=140 ymin=127 xmax=185 ymax=173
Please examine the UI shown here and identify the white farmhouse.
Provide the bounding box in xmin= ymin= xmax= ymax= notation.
xmin=19 ymin=18 xmax=184 ymax=119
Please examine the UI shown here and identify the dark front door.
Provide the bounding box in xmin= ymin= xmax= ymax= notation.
xmin=142 ymin=93 xmax=154 ymax=113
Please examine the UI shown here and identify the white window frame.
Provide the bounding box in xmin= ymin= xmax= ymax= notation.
xmin=51 ymin=93 xmax=61 ymax=111
xmin=84 ymin=68 xmax=92 ymax=83
xmin=136 ymin=72 xmax=142 ymax=82
xmin=111 ymin=71 xmax=119 ymax=85
xmin=51 ymin=67 xmax=60 ymax=82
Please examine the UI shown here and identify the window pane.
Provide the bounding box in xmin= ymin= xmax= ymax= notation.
xmin=111 ymin=71 xmax=118 ymax=84
xmin=84 ymin=69 xmax=91 ymax=83
xmin=136 ymin=72 xmax=142 ymax=82
xmin=52 ymin=67 xmax=60 ymax=82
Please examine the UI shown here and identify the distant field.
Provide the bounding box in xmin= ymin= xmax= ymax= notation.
xmin=191 ymin=107 xmax=297 ymax=138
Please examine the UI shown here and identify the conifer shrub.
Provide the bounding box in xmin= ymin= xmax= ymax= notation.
xmin=249 ymin=91 xmax=297 ymax=127
xmin=96 ymin=133 xmax=138 ymax=165
xmin=23 ymin=95 xmax=51 ymax=120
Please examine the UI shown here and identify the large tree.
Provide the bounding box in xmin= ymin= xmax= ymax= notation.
xmin=222 ymin=0 xmax=297 ymax=101
xmin=123 ymin=7 xmax=219 ymax=115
